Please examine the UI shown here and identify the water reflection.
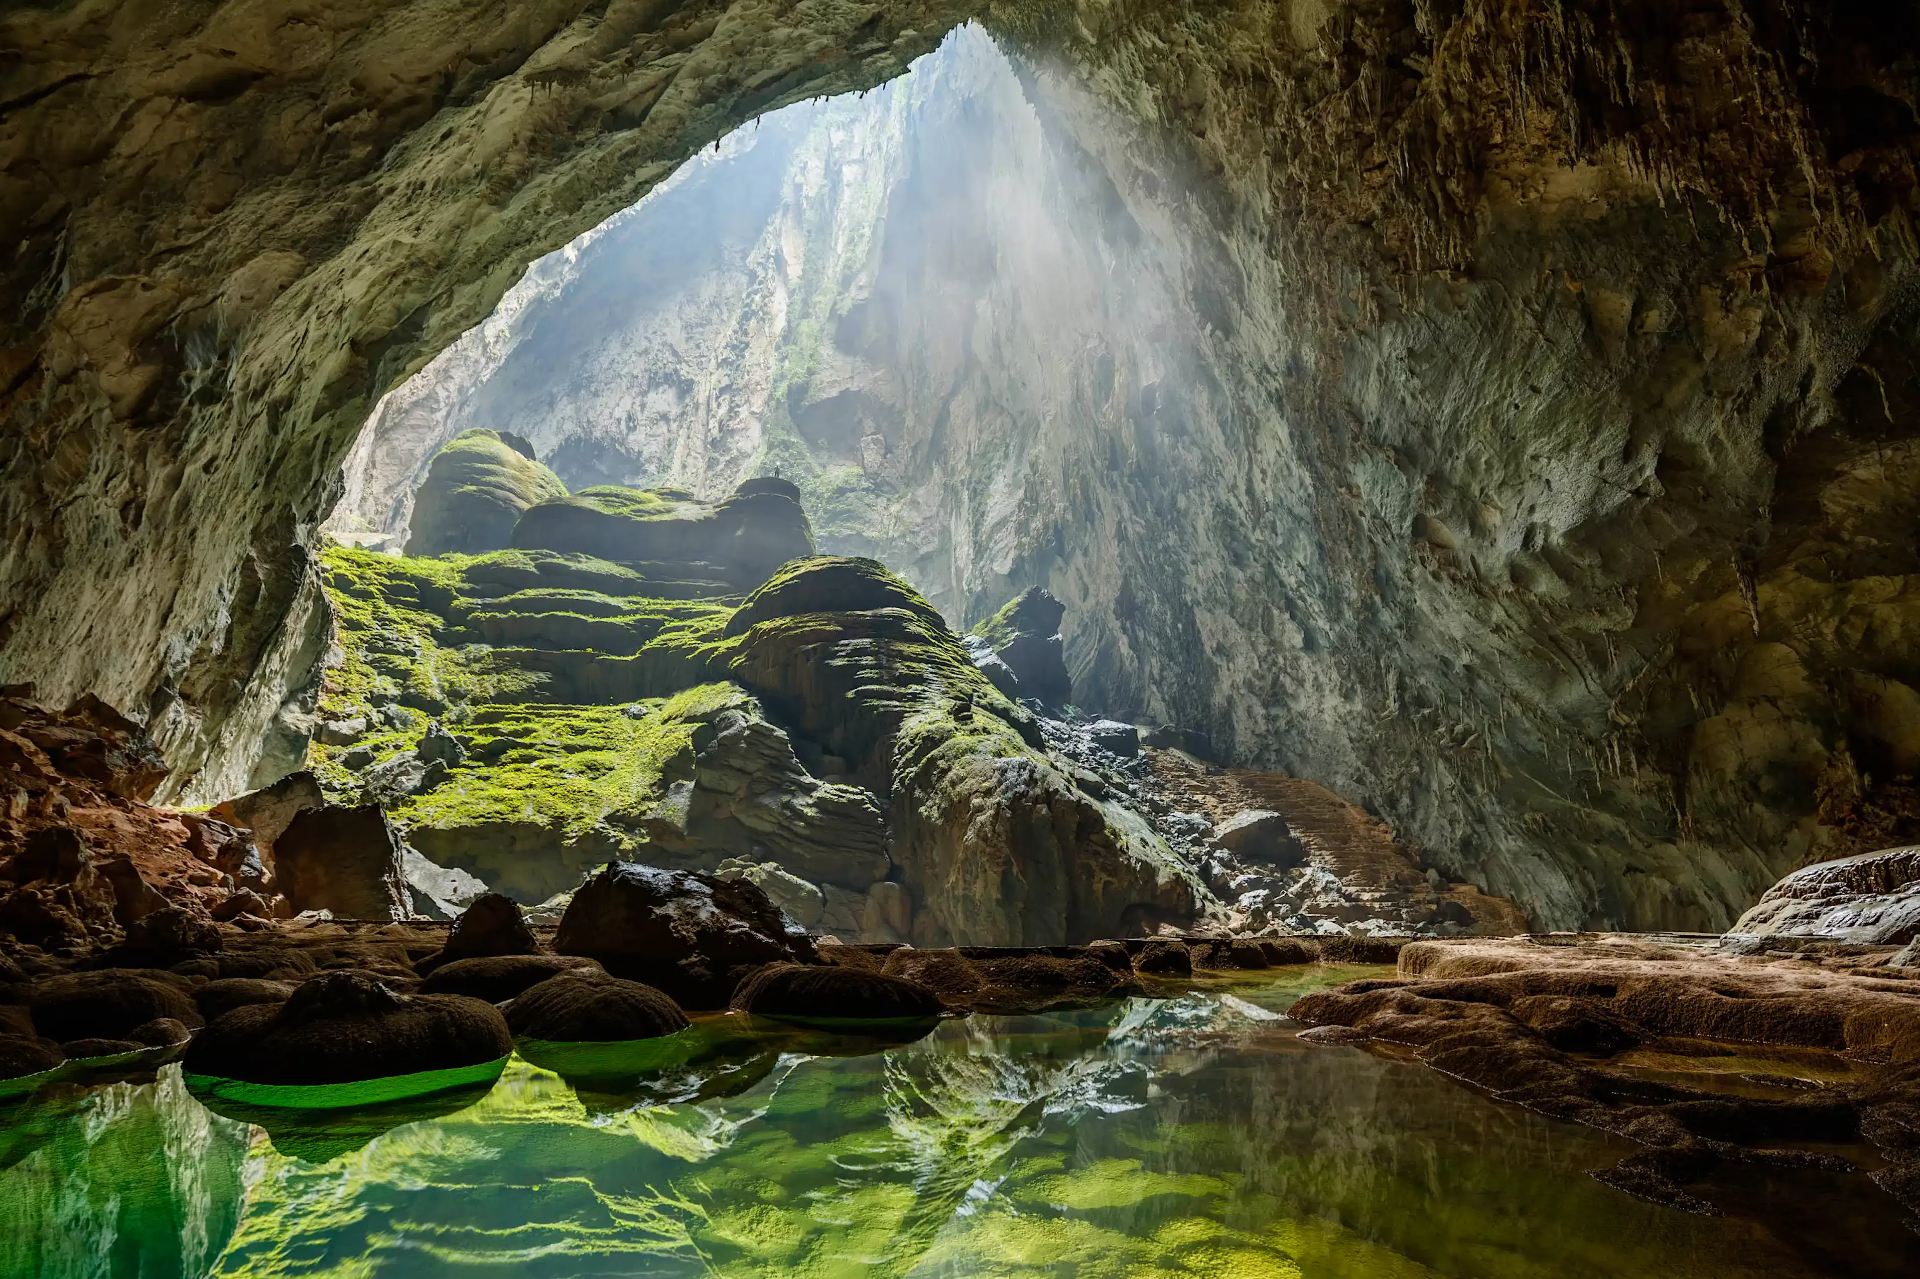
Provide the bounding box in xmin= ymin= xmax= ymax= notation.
xmin=0 ymin=969 xmax=1912 ymax=1277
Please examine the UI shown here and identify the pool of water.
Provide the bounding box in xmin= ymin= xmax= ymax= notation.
xmin=0 ymin=965 xmax=1912 ymax=1278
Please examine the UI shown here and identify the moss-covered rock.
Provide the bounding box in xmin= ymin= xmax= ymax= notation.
xmin=513 ymin=478 xmax=814 ymax=589
xmin=405 ymin=430 xmax=568 ymax=557
xmin=970 ymin=586 xmax=1071 ymax=708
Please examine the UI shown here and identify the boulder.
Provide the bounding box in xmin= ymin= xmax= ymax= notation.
xmin=715 ymin=861 xmax=824 ymax=929
xmin=208 ymin=770 xmax=324 ymax=858
xmin=0 ymin=1034 xmax=62 ymax=1081
xmin=29 ymin=969 xmax=202 ymax=1042
xmin=403 ymin=849 xmax=490 ymax=921
xmin=433 ymin=893 xmax=539 ymax=966
xmin=1731 ymin=846 xmax=1920 ymax=944
xmin=405 ymin=428 xmax=568 ymax=557
xmin=970 ymin=587 xmax=1071 ymax=708
xmin=1133 ymin=939 xmax=1192 ymax=976
xmin=273 ymin=804 xmax=410 ymax=921
xmin=181 ymin=815 xmax=272 ymax=892
xmin=194 ymin=978 xmax=297 ymax=1021
xmin=184 ymin=971 xmax=512 ymax=1086
xmin=554 ymin=863 xmax=817 ymax=1009
xmin=1086 ymin=720 xmax=1140 ymax=758
xmin=417 ymin=720 xmax=467 ymax=768
xmin=420 ymin=955 xmax=605 ymax=1003
xmin=118 ymin=906 xmax=222 ymax=957
xmin=0 ymin=828 xmax=119 ymax=946
xmin=1213 ymin=810 xmax=1308 ymax=868
xmin=730 ymin=962 xmax=942 ymax=1024
xmin=961 ymin=635 xmax=1023 ymax=699
xmin=96 ymin=855 xmax=170 ymax=926
xmin=502 ymin=972 xmax=689 ymax=1041
xmin=361 ymin=751 xmax=447 ymax=805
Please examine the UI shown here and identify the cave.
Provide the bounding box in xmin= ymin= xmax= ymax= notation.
xmin=3 ymin=1 xmax=1920 ymax=1272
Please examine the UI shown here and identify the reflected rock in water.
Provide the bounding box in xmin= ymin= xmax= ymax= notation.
xmin=0 ymin=1066 xmax=250 ymax=1279
xmin=190 ymin=1077 xmax=499 ymax=1164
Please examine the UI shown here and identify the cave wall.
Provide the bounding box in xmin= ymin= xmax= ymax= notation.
xmin=5 ymin=0 xmax=1920 ymax=928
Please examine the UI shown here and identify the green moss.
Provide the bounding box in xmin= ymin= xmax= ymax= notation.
xmin=563 ymin=486 xmax=700 ymax=521
xmin=392 ymin=686 xmax=743 ymax=840
xmin=969 ymin=592 xmax=1024 ymax=648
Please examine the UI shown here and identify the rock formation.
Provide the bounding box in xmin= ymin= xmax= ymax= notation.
xmin=1730 ymin=846 xmax=1920 ymax=944
xmin=404 ymin=429 xmax=568 ymax=556
xmin=967 ymin=587 xmax=1072 ymax=709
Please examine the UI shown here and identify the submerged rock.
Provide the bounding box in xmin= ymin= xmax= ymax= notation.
xmin=405 ymin=429 xmax=568 ymax=557
xmin=554 ymin=862 xmax=818 ymax=1008
xmin=184 ymin=971 xmax=511 ymax=1086
xmin=1731 ymin=846 xmax=1920 ymax=944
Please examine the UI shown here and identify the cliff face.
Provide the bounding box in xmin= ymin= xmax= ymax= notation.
xmin=5 ymin=2 xmax=1920 ymax=929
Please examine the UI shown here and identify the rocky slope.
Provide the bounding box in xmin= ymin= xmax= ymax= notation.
xmin=5 ymin=2 xmax=1920 ymax=934
xmin=304 ymin=468 xmax=1212 ymax=944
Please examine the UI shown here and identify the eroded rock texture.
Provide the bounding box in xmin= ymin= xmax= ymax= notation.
xmin=6 ymin=2 xmax=1920 ymax=931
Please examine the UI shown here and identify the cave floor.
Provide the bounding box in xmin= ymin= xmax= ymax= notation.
xmin=3 ymin=966 xmax=1913 ymax=1278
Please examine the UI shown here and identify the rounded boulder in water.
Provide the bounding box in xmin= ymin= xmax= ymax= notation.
xmin=184 ymin=971 xmax=511 ymax=1087
xmin=729 ymin=962 xmax=943 ymax=1024
xmin=503 ymin=972 xmax=689 ymax=1042
xmin=420 ymin=954 xmax=606 ymax=1004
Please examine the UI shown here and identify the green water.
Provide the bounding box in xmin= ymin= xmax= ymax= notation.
xmin=1 ymin=967 xmax=1912 ymax=1278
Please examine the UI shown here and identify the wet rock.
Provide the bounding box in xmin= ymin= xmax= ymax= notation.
xmin=1731 ymin=846 xmax=1920 ymax=944
xmin=406 ymin=429 xmax=569 ymax=556
xmin=1509 ymin=994 xmax=1643 ymax=1056
xmin=128 ymin=1017 xmax=192 ymax=1048
xmin=273 ymin=804 xmax=410 ymax=921
xmin=1189 ymin=939 xmax=1270 ymax=970
xmin=184 ymin=971 xmax=512 ymax=1086
xmin=880 ymin=946 xmax=1136 ymax=1013
xmin=1292 ymin=937 xmax=1916 ymax=1214
xmin=193 ymin=978 xmax=297 ymax=1022
xmin=730 ymin=961 xmax=942 ymax=1023
xmin=971 ymin=587 xmax=1071 ymax=708
xmin=554 ymin=862 xmax=818 ymax=1009
xmin=1258 ymin=938 xmax=1315 ymax=965
xmin=28 ymin=969 xmax=201 ymax=1042
xmin=216 ymin=946 xmax=317 ymax=982
xmin=503 ymin=972 xmax=689 ymax=1041
xmin=419 ymin=955 xmax=605 ymax=1003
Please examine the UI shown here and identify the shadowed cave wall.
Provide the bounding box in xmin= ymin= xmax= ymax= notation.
xmin=4 ymin=0 xmax=1919 ymax=930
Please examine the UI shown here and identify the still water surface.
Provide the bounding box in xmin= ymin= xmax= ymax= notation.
xmin=1 ymin=966 xmax=1912 ymax=1278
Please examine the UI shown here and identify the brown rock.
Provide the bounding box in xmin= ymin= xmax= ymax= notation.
xmin=730 ymin=962 xmax=943 ymax=1023
xmin=184 ymin=972 xmax=511 ymax=1085
xmin=273 ymin=804 xmax=410 ymax=921
xmin=502 ymin=972 xmax=689 ymax=1042
xmin=419 ymin=955 xmax=606 ymax=1004
xmin=554 ymin=863 xmax=817 ymax=1009
xmin=28 ymin=969 xmax=202 ymax=1042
